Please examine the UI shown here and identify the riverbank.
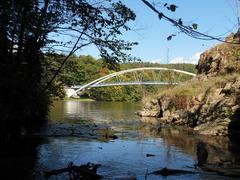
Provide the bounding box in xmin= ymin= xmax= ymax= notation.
xmin=138 ymin=73 xmax=240 ymax=136
xmin=29 ymin=100 xmax=240 ymax=179
xmin=138 ymin=33 xmax=240 ymax=136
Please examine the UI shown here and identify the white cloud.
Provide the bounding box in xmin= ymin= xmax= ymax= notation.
xmin=189 ymin=52 xmax=202 ymax=64
xmin=169 ymin=52 xmax=202 ymax=64
xmin=148 ymin=58 xmax=162 ymax=64
xmin=169 ymin=57 xmax=185 ymax=64
xmin=192 ymin=52 xmax=202 ymax=60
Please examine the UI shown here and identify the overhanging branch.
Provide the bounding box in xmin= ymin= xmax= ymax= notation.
xmin=141 ymin=0 xmax=240 ymax=44
xmin=38 ymin=25 xmax=89 ymax=98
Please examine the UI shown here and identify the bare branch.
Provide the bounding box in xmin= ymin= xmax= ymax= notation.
xmin=39 ymin=25 xmax=89 ymax=97
xmin=141 ymin=0 xmax=240 ymax=44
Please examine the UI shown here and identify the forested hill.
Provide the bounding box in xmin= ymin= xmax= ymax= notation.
xmin=44 ymin=54 xmax=197 ymax=101
xmin=121 ymin=62 xmax=197 ymax=73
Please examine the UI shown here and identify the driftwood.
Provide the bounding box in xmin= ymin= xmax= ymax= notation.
xmin=44 ymin=162 xmax=102 ymax=179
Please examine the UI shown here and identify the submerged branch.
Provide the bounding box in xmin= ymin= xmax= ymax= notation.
xmin=44 ymin=162 xmax=102 ymax=179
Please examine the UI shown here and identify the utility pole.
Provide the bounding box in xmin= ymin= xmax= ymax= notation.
xmin=236 ymin=0 xmax=240 ymax=28
xmin=166 ymin=48 xmax=169 ymax=64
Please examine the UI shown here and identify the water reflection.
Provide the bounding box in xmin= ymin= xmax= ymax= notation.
xmin=139 ymin=120 xmax=240 ymax=178
xmin=49 ymin=100 xmax=142 ymax=130
xmin=43 ymin=101 xmax=240 ymax=179
xmin=0 ymin=138 xmax=42 ymax=179
xmin=2 ymin=101 xmax=239 ymax=179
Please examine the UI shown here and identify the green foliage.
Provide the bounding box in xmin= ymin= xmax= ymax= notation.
xmin=0 ymin=0 xmax=137 ymax=141
xmin=157 ymin=73 xmax=240 ymax=102
xmin=47 ymin=54 xmax=196 ymax=102
xmin=58 ymin=55 xmax=103 ymax=86
xmin=120 ymin=62 xmax=197 ymax=73
xmin=89 ymin=85 xmax=142 ymax=102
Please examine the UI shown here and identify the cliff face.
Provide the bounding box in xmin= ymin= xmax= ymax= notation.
xmin=138 ymin=34 xmax=240 ymax=136
xmin=197 ymin=33 xmax=240 ymax=76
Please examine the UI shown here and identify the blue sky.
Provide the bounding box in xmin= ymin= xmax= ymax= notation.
xmin=81 ymin=0 xmax=239 ymax=64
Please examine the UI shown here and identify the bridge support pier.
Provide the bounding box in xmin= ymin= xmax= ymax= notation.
xmin=65 ymin=88 xmax=79 ymax=98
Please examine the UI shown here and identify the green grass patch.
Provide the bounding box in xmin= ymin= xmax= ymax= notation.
xmin=142 ymin=73 xmax=240 ymax=107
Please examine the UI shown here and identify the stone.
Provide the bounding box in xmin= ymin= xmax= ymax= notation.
xmin=195 ymin=93 xmax=205 ymax=102
xmin=197 ymin=32 xmax=240 ymax=75
xmin=137 ymin=99 xmax=161 ymax=117
xmin=163 ymin=110 xmax=171 ymax=117
xmin=232 ymin=105 xmax=240 ymax=113
xmin=159 ymin=96 xmax=174 ymax=111
xmin=224 ymin=82 xmax=233 ymax=91
xmin=193 ymin=119 xmax=230 ymax=136
xmin=140 ymin=117 xmax=160 ymax=125
xmin=137 ymin=110 xmax=160 ymax=117
xmin=138 ymin=35 xmax=240 ymax=136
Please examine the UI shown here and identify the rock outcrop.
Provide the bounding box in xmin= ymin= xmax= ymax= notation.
xmin=139 ymin=33 xmax=240 ymax=136
xmin=137 ymin=99 xmax=161 ymax=117
xmin=197 ymin=33 xmax=240 ymax=75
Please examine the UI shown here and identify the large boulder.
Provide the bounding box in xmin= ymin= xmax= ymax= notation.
xmin=137 ymin=99 xmax=161 ymax=117
xmin=139 ymin=32 xmax=240 ymax=136
xmin=197 ymin=33 xmax=240 ymax=76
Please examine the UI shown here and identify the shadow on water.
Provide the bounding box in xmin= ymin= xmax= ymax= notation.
xmin=228 ymin=108 xmax=240 ymax=140
xmin=140 ymin=119 xmax=240 ymax=178
xmin=0 ymin=137 xmax=42 ymax=179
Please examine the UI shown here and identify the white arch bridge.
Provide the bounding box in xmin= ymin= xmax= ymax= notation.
xmin=66 ymin=67 xmax=196 ymax=97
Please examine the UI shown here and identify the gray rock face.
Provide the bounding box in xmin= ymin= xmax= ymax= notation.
xmin=137 ymin=99 xmax=161 ymax=117
xmin=197 ymin=33 xmax=240 ymax=76
xmin=193 ymin=118 xmax=230 ymax=136
xmin=139 ymin=33 xmax=240 ymax=136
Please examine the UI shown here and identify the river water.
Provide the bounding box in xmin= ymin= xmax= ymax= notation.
xmin=2 ymin=100 xmax=240 ymax=179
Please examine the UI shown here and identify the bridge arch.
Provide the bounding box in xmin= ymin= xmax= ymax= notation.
xmin=67 ymin=67 xmax=196 ymax=97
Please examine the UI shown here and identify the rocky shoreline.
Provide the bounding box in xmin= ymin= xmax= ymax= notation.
xmin=138 ymin=76 xmax=240 ymax=136
xmin=138 ymin=33 xmax=240 ymax=136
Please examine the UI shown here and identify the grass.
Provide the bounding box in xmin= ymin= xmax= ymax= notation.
xmin=142 ymin=73 xmax=240 ymax=109
xmin=158 ymin=73 xmax=239 ymax=98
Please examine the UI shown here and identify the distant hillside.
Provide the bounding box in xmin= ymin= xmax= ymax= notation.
xmin=121 ymin=62 xmax=197 ymax=74
xmin=43 ymin=54 xmax=197 ymax=101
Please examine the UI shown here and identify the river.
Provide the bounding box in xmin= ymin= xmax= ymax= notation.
xmin=1 ymin=100 xmax=240 ymax=179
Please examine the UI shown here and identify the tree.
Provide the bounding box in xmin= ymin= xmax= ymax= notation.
xmin=0 ymin=0 xmax=137 ymax=141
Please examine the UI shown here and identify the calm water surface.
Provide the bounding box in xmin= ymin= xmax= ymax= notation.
xmin=32 ymin=100 xmax=240 ymax=179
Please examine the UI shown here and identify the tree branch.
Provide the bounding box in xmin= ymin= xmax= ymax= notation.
xmin=38 ymin=25 xmax=89 ymax=98
xmin=141 ymin=0 xmax=240 ymax=44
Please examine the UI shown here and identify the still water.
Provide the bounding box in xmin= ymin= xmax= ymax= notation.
xmin=13 ymin=101 xmax=240 ymax=179
xmin=28 ymin=100 xmax=240 ymax=180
